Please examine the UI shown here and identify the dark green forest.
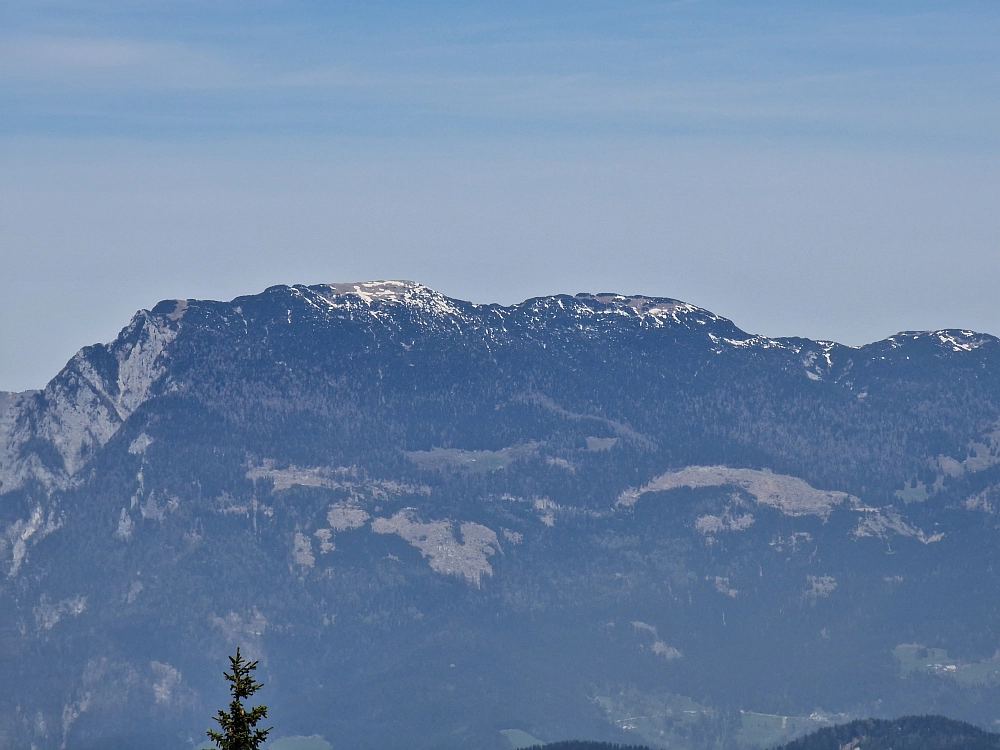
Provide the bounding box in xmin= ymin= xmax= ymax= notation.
xmin=776 ymin=716 xmax=1000 ymax=750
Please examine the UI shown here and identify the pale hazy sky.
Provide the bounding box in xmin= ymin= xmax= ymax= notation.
xmin=1 ymin=1 xmax=998 ymax=391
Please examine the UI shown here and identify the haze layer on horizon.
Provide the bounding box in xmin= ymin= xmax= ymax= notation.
xmin=1 ymin=1 xmax=998 ymax=391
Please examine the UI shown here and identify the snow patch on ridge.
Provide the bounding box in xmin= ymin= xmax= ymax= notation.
xmin=311 ymin=280 xmax=465 ymax=319
xmin=886 ymin=330 xmax=997 ymax=353
xmin=579 ymin=294 xmax=707 ymax=323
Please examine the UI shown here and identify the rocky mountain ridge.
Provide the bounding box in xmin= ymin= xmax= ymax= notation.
xmin=3 ymin=281 xmax=1000 ymax=750
xmin=5 ymin=280 xmax=996 ymax=499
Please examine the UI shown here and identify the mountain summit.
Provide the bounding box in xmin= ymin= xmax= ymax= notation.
xmin=3 ymin=283 xmax=1000 ymax=750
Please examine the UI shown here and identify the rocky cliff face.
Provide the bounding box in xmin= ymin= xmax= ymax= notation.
xmin=3 ymin=281 xmax=1000 ymax=750
xmin=0 ymin=310 xmax=178 ymax=494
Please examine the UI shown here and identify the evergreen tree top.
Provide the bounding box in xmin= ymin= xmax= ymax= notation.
xmin=207 ymin=648 xmax=272 ymax=750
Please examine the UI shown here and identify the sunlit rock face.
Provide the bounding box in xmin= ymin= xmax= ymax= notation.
xmin=3 ymin=281 xmax=1000 ymax=750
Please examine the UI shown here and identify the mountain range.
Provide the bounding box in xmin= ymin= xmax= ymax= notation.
xmin=3 ymin=281 xmax=1000 ymax=750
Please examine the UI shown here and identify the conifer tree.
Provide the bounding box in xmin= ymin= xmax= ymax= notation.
xmin=207 ymin=647 xmax=272 ymax=750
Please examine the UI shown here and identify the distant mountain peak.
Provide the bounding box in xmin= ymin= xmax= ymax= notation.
xmin=316 ymin=279 xmax=425 ymax=301
xmin=295 ymin=280 xmax=468 ymax=319
xmin=574 ymin=292 xmax=716 ymax=322
xmin=886 ymin=329 xmax=998 ymax=352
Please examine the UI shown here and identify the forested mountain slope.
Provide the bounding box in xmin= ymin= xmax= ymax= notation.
xmin=3 ymin=281 xmax=1000 ymax=749
xmin=777 ymin=716 xmax=1000 ymax=750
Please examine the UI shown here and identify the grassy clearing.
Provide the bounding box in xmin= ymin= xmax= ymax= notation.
xmin=895 ymin=644 xmax=1000 ymax=686
xmin=502 ymin=729 xmax=546 ymax=748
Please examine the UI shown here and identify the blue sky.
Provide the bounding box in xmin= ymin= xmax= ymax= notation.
xmin=1 ymin=1 xmax=999 ymax=389
xmin=3 ymin=2 xmax=996 ymax=142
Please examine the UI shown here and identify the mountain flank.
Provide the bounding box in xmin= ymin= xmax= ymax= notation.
xmin=2 ymin=281 xmax=1000 ymax=749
